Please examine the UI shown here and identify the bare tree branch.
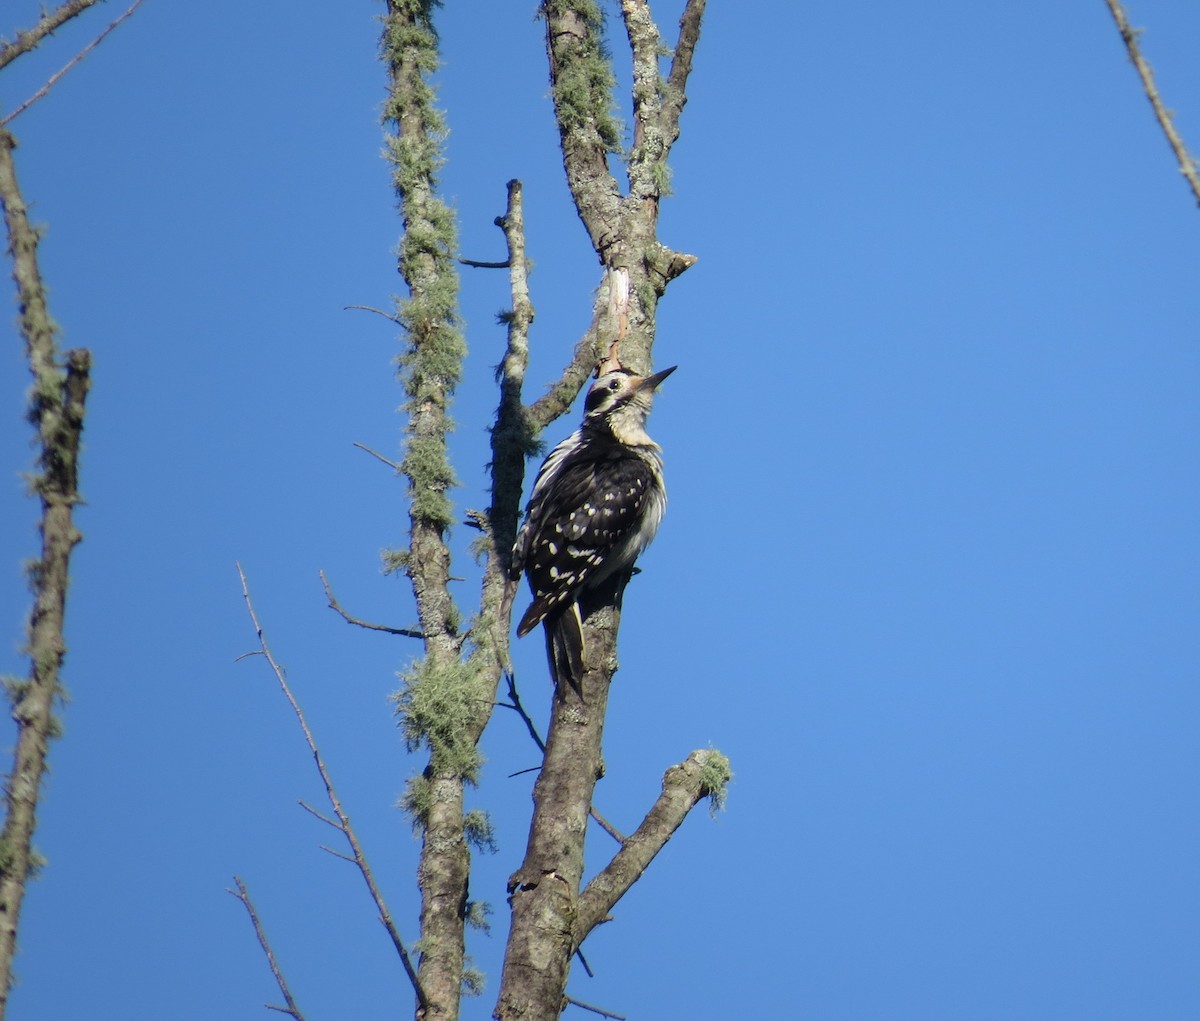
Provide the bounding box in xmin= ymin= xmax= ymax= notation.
xmin=320 ymin=569 xmax=425 ymax=638
xmin=588 ymin=808 xmax=625 ymax=845
xmin=344 ymin=303 xmax=403 ymax=324
xmin=3 ymin=0 xmax=146 ymax=126
xmin=318 ymin=844 xmax=358 ymax=865
xmin=564 ymin=995 xmax=627 ymax=1020
xmin=458 ymin=257 xmax=510 ymax=269
xmin=498 ymin=671 xmax=545 ymax=753
xmin=660 ymin=0 xmax=706 ymax=144
xmin=352 ymin=441 xmax=402 ymax=472
xmin=228 ymin=877 xmax=310 ymax=1021
xmin=235 ymin=563 xmax=427 ymax=1014
xmin=0 ymin=0 xmax=106 ymax=72
xmin=526 ymin=317 xmax=602 ymax=431
xmin=474 ymin=178 xmax=540 ymax=673
xmin=1103 ymin=0 xmax=1200 ymax=207
xmin=0 ymin=124 xmax=93 ymax=1021
xmin=575 ymin=749 xmax=731 ymax=943
xmin=297 ymin=800 xmax=341 ymax=831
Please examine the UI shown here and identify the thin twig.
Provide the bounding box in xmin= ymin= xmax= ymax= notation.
xmin=297 ymin=800 xmax=342 ymax=831
xmin=1103 ymin=0 xmax=1200 ymax=207
xmin=575 ymin=948 xmax=594 ymax=979
xmin=320 ymin=569 xmax=424 ymax=638
xmin=344 ymin=303 xmax=403 ymax=324
xmin=588 ymin=809 xmax=625 ymax=845
xmin=564 ymin=995 xmax=626 ymax=1020
xmin=458 ymin=257 xmax=511 ymax=269
xmin=500 ymin=670 xmax=623 ymax=844
xmin=227 ymin=877 xmax=309 ymax=1021
xmin=235 ymin=563 xmax=428 ymax=1013
xmin=319 ymin=844 xmax=358 ymax=864
xmin=3 ymin=0 xmax=147 ymax=126
xmin=352 ymin=441 xmax=402 ymax=472
xmin=501 ymin=671 xmax=545 ymax=752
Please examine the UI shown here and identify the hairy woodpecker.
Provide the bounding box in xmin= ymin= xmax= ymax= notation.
xmin=510 ymin=364 xmax=676 ymax=687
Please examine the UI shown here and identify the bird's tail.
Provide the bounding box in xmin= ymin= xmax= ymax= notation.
xmin=543 ymin=602 xmax=584 ymax=694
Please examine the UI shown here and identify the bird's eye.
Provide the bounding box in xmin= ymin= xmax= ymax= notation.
xmin=608 ymin=379 xmax=620 ymax=391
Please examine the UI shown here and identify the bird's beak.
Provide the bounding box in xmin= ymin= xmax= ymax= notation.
xmin=635 ymin=365 xmax=677 ymax=391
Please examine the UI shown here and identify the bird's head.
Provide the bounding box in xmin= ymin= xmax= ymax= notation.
xmin=582 ymin=365 xmax=676 ymax=445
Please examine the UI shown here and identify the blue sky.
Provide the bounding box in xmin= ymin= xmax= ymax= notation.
xmin=2 ymin=1 xmax=1199 ymax=1018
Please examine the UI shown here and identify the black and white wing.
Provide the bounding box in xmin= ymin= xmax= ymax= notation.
xmin=512 ymin=438 xmax=661 ymax=637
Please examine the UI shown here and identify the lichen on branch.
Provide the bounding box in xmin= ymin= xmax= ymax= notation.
xmin=0 ymin=124 xmax=92 ymax=1020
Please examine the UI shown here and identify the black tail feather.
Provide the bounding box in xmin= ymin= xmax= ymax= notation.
xmin=542 ymin=602 xmax=584 ymax=694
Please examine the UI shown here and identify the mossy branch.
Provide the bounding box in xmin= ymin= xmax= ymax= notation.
xmin=542 ymin=0 xmax=624 ymax=257
xmin=382 ymin=3 xmax=466 ymax=646
xmin=0 ymin=125 xmax=92 ymax=1020
xmin=381 ymin=6 xmax=498 ymax=1018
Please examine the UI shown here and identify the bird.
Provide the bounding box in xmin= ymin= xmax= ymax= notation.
xmin=510 ymin=363 xmax=676 ymax=689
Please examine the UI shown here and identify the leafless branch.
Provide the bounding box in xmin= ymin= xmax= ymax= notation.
xmin=458 ymin=257 xmax=510 ymax=269
xmin=467 ymin=178 xmax=540 ymax=710
xmin=1103 ymin=0 xmax=1200 ymax=207
xmin=3 ymin=0 xmax=146 ymax=126
xmin=661 ymin=0 xmax=706 ymax=140
xmin=574 ymin=949 xmax=594 ymax=979
xmin=343 ymin=303 xmax=403 ymax=324
xmin=588 ymin=809 xmax=625 ymax=845
xmin=526 ymin=319 xmax=601 ymax=431
xmin=318 ymin=844 xmax=358 ymax=865
xmin=565 ymin=995 xmax=627 ymax=1020
xmin=575 ymin=749 xmax=731 ymax=943
xmin=482 ymin=179 xmax=536 ymax=590
xmin=351 ymin=441 xmax=402 ymax=472
xmin=498 ymin=670 xmax=625 ymax=845
xmin=320 ymin=569 xmax=424 ymax=638
xmin=500 ymin=671 xmax=545 ymax=752
xmin=0 ymin=0 xmax=105 ymax=72
xmin=297 ymin=800 xmax=341 ymax=831
xmin=235 ymin=563 xmax=427 ymax=1013
xmin=228 ymin=877 xmax=309 ymax=1021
